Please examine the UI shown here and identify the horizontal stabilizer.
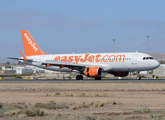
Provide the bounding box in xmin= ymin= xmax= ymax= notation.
xmin=7 ymin=57 xmax=24 ymax=60
xmin=7 ymin=57 xmax=35 ymax=62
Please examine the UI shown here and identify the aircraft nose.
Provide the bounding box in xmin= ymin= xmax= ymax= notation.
xmin=153 ymin=60 xmax=160 ymax=69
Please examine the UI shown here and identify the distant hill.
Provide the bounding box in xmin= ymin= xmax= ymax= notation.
xmin=145 ymin=53 xmax=165 ymax=61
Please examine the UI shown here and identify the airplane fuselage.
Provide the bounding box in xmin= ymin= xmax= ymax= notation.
xmin=23 ymin=52 xmax=160 ymax=73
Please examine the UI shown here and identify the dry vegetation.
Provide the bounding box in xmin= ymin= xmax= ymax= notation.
xmin=0 ymin=83 xmax=165 ymax=119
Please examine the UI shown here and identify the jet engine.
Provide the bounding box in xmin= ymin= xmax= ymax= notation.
xmin=84 ymin=67 xmax=102 ymax=78
xmin=110 ymin=71 xmax=129 ymax=77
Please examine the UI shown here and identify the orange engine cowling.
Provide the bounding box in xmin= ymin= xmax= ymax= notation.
xmin=84 ymin=67 xmax=102 ymax=78
xmin=111 ymin=71 xmax=129 ymax=77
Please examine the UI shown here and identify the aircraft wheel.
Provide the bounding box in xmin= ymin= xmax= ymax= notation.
xmin=76 ymin=75 xmax=80 ymax=80
xmin=80 ymin=75 xmax=83 ymax=80
xmin=98 ymin=77 xmax=102 ymax=80
xmin=136 ymin=71 xmax=141 ymax=80
xmin=136 ymin=76 xmax=141 ymax=80
xmin=76 ymin=75 xmax=83 ymax=80
xmin=95 ymin=77 xmax=101 ymax=80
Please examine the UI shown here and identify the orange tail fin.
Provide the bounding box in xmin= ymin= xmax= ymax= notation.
xmin=20 ymin=30 xmax=46 ymax=56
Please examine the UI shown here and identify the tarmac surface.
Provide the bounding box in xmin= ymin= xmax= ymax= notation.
xmin=0 ymin=79 xmax=165 ymax=83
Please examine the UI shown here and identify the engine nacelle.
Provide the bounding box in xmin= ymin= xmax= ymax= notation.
xmin=111 ymin=71 xmax=129 ymax=77
xmin=84 ymin=67 xmax=102 ymax=78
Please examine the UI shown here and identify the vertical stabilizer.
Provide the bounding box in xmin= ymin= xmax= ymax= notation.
xmin=20 ymin=30 xmax=46 ymax=56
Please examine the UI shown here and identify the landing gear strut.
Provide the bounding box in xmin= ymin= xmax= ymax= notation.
xmin=136 ymin=71 xmax=141 ymax=80
xmin=76 ymin=75 xmax=83 ymax=80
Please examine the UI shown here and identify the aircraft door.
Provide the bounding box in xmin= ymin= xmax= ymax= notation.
xmin=132 ymin=54 xmax=138 ymax=64
xmin=40 ymin=56 xmax=44 ymax=61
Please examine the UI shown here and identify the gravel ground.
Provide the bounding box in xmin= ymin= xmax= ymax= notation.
xmin=0 ymin=83 xmax=165 ymax=120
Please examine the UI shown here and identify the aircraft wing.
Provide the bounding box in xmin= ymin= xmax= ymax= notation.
xmin=42 ymin=61 xmax=87 ymax=68
xmin=41 ymin=61 xmax=103 ymax=68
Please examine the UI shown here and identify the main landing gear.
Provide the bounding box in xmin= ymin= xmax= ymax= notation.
xmin=76 ymin=75 xmax=102 ymax=80
xmin=95 ymin=77 xmax=101 ymax=80
xmin=76 ymin=75 xmax=83 ymax=80
xmin=136 ymin=71 xmax=141 ymax=80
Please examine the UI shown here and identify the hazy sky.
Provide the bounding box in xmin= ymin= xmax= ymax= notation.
xmin=0 ymin=0 xmax=165 ymax=63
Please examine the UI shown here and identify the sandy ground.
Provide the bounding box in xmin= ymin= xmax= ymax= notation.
xmin=0 ymin=83 xmax=165 ymax=120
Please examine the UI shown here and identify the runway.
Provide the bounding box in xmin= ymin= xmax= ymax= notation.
xmin=0 ymin=79 xmax=165 ymax=83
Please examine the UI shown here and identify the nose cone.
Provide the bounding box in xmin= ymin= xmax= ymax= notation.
xmin=153 ymin=60 xmax=160 ymax=69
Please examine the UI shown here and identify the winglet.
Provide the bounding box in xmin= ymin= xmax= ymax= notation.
xmin=19 ymin=50 xmax=27 ymax=60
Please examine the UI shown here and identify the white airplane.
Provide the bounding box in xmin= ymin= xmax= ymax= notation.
xmin=8 ymin=30 xmax=160 ymax=80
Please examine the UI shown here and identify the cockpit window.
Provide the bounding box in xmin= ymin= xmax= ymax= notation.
xmin=143 ymin=57 xmax=154 ymax=60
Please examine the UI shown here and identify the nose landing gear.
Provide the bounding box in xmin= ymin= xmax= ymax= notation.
xmin=136 ymin=76 xmax=141 ymax=80
xmin=136 ymin=71 xmax=141 ymax=80
xmin=76 ymin=75 xmax=83 ymax=80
